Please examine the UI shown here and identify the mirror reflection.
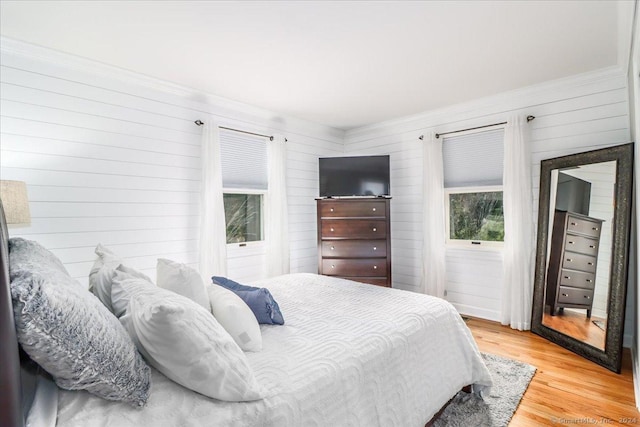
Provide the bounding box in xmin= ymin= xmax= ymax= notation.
xmin=542 ymin=161 xmax=616 ymax=350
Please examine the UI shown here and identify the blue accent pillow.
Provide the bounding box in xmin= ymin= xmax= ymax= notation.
xmin=212 ymin=276 xmax=284 ymax=325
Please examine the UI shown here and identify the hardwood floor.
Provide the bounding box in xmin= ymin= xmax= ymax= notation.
xmin=542 ymin=310 xmax=606 ymax=350
xmin=466 ymin=317 xmax=638 ymax=426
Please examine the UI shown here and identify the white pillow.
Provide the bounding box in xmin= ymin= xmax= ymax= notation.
xmin=111 ymin=267 xmax=154 ymax=318
xmin=89 ymin=244 xmax=153 ymax=314
xmin=112 ymin=272 xmax=264 ymax=402
xmin=156 ymin=258 xmax=209 ymax=310
xmin=207 ymin=284 xmax=262 ymax=352
xmin=89 ymin=244 xmax=123 ymax=311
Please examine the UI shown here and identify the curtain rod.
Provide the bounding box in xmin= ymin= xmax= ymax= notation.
xmin=418 ymin=115 xmax=535 ymax=140
xmin=194 ymin=120 xmax=277 ymax=142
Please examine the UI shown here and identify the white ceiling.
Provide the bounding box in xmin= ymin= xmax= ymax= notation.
xmin=0 ymin=1 xmax=634 ymax=130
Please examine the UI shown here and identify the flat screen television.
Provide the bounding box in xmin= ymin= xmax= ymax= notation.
xmin=555 ymin=171 xmax=591 ymax=215
xmin=319 ymin=155 xmax=390 ymax=198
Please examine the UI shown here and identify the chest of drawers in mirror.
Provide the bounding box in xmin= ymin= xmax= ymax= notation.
xmin=546 ymin=210 xmax=603 ymax=318
xmin=317 ymin=198 xmax=391 ymax=287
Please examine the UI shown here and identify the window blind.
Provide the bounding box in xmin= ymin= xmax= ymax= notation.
xmin=219 ymin=128 xmax=268 ymax=190
xmin=442 ymin=128 xmax=505 ymax=188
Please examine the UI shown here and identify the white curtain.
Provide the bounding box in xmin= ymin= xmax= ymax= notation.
xmin=265 ymin=134 xmax=290 ymax=277
xmin=501 ymin=115 xmax=535 ymax=330
xmin=199 ymin=120 xmax=228 ymax=280
xmin=422 ymin=132 xmax=447 ymax=298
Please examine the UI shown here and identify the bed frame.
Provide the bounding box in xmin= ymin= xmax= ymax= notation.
xmin=0 ymin=200 xmax=25 ymax=427
xmin=1 ymin=200 xmax=60 ymax=427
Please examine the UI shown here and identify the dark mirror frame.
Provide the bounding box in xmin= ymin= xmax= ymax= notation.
xmin=531 ymin=142 xmax=634 ymax=373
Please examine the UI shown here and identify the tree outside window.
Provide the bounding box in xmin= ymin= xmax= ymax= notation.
xmin=447 ymin=189 xmax=504 ymax=244
xmin=223 ymin=193 xmax=263 ymax=244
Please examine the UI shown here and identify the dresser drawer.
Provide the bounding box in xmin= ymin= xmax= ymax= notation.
xmin=321 ymin=219 xmax=387 ymax=239
xmin=321 ymin=240 xmax=387 ymax=258
xmin=559 ymin=269 xmax=596 ymax=290
xmin=322 ymin=259 xmax=388 ymax=277
xmin=320 ymin=201 xmax=387 ymax=218
xmin=557 ymin=286 xmax=594 ymax=306
xmin=562 ymin=252 xmax=597 ymax=273
xmin=566 ymin=215 xmax=602 ymax=238
xmin=564 ymin=234 xmax=599 ymax=257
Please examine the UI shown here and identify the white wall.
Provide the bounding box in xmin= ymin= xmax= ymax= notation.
xmin=344 ymin=67 xmax=634 ymax=344
xmin=0 ymin=38 xmax=343 ymax=286
xmin=627 ymin=0 xmax=640 ymax=409
xmin=0 ymin=38 xmax=635 ymax=348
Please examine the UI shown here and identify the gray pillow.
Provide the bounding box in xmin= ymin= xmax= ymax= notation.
xmin=9 ymin=238 xmax=151 ymax=406
xmin=8 ymin=237 xmax=69 ymax=278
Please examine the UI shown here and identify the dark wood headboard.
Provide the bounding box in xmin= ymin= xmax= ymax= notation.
xmin=0 ymin=200 xmax=25 ymax=427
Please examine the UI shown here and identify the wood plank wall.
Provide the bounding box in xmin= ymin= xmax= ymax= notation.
xmin=343 ymin=68 xmax=634 ymax=345
xmin=0 ymin=40 xmax=633 ymax=347
xmin=0 ymin=41 xmax=343 ymax=286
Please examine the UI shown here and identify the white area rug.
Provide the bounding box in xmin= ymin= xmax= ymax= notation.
xmin=433 ymin=353 xmax=536 ymax=427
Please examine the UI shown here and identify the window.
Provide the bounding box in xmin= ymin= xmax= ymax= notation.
xmin=219 ymin=129 xmax=268 ymax=246
xmin=223 ymin=193 xmax=263 ymax=244
xmin=445 ymin=187 xmax=504 ymax=245
xmin=442 ymin=128 xmax=505 ymax=247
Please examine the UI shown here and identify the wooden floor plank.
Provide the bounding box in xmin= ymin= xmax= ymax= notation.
xmin=466 ymin=317 xmax=639 ymax=426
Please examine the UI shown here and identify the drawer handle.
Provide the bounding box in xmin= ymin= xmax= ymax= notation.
xmin=584 ymin=295 xmax=590 ymax=299
xmin=570 ymin=222 xmax=577 ymax=226
xmin=564 ymin=276 xmax=570 ymax=279
xmin=330 ymin=228 xmax=335 ymax=232
xmin=372 ymin=227 xmax=377 ymax=232
xmin=566 ymin=258 xmax=572 ymax=262
xmin=562 ymin=293 xmax=569 ymax=297
xmin=331 ymin=265 xmax=335 ymax=269
xmin=587 ymin=262 xmax=593 ymax=266
xmin=592 ymin=227 xmax=599 ymax=231
xmin=373 ymin=246 xmax=377 ymax=251
xmin=330 ymin=246 xmax=335 ymax=250
xmin=589 ymin=245 xmax=596 ymax=249
xmin=373 ymin=265 xmax=377 ymax=270
xmin=586 ymin=279 xmax=593 ymax=283
xmin=568 ymin=241 xmax=574 ymax=244
xmin=372 ymin=207 xmax=376 ymax=212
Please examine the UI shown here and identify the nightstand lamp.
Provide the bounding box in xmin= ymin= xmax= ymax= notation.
xmin=0 ymin=180 xmax=31 ymax=226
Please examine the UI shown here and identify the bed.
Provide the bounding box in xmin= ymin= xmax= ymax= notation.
xmin=0 ymin=203 xmax=492 ymax=427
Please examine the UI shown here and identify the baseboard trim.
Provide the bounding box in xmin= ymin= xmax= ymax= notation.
xmin=449 ymin=302 xmax=501 ymax=323
xmin=625 ymin=332 xmax=634 ymax=349
xmin=632 ymin=344 xmax=640 ymax=411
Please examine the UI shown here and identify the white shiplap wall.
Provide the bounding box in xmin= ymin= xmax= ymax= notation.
xmin=0 ymin=39 xmax=343 ymax=286
xmin=0 ymin=39 xmax=634 ymax=346
xmin=343 ymin=67 xmax=634 ymax=346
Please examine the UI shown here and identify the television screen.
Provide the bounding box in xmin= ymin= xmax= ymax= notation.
xmin=319 ymin=155 xmax=390 ymax=197
xmin=555 ymin=172 xmax=591 ymax=215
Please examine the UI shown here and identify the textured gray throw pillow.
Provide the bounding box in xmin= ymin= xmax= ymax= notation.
xmin=9 ymin=238 xmax=151 ymax=406
xmin=8 ymin=237 xmax=69 ymax=277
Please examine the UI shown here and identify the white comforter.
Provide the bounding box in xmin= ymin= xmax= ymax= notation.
xmin=57 ymin=273 xmax=492 ymax=427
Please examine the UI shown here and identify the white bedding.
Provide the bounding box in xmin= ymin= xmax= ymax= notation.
xmin=56 ymin=273 xmax=492 ymax=427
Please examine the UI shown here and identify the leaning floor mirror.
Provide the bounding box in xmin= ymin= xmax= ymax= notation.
xmin=531 ymin=143 xmax=634 ymax=373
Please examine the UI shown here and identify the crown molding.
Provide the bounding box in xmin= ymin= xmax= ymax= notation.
xmin=345 ymin=65 xmax=627 ymax=140
xmin=0 ymin=36 xmax=345 ymax=140
xmin=0 ymin=36 xmax=199 ymax=97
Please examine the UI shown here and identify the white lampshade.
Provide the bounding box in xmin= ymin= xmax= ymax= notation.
xmin=0 ymin=180 xmax=31 ymax=226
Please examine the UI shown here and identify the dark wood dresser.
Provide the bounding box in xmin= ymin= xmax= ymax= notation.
xmin=317 ymin=198 xmax=391 ymax=287
xmin=546 ymin=209 xmax=603 ymax=318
